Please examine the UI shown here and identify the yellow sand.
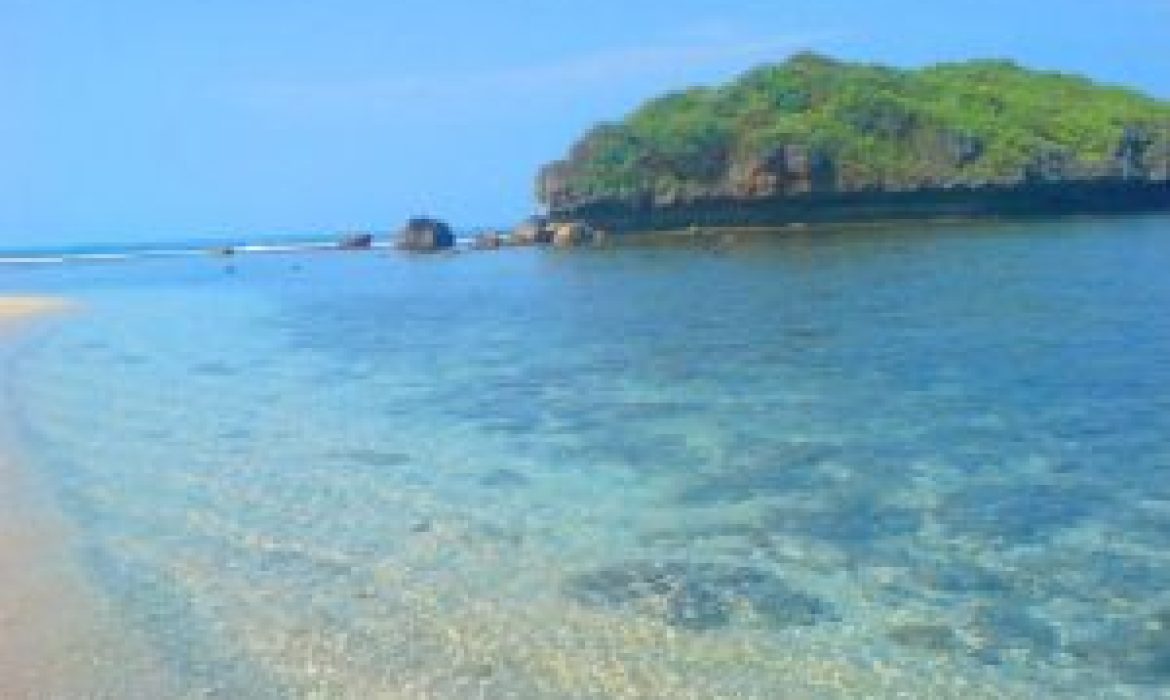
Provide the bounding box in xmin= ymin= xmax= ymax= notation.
xmin=0 ymin=455 xmax=176 ymax=698
xmin=0 ymin=296 xmax=74 ymax=322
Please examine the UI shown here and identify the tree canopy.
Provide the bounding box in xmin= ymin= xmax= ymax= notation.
xmin=539 ymin=54 xmax=1170 ymax=209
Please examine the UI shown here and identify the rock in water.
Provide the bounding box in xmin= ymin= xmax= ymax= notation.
xmin=510 ymin=216 xmax=553 ymax=245
xmin=471 ymin=231 xmax=503 ymax=250
xmin=338 ymin=232 xmax=374 ymax=249
xmin=551 ymin=222 xmax=595 ymax=247
xmin=395 ymin=217 xmax=455 ymax=252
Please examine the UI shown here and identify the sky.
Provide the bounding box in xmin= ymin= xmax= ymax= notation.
xmin=2 ymin=0 xmax=1169 ymax=247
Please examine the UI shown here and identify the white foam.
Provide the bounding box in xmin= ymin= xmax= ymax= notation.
xmin=0 ymin=256 xmax=67 ymax=265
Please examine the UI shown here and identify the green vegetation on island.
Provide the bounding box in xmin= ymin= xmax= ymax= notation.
xmin=538 ymin=53 xmax=1170 ymax=212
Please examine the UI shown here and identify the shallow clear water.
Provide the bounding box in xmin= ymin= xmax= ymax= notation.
xmin=3 ymin=216 xmax=1170 ymax=698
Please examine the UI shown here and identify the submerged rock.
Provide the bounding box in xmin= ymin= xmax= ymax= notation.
xmin=478 ymin=468 xmax=530 ymax=488
xmin=967 ymin=605 xmax=1060 ymax=664
xmin=888 ymin=623 xmax=964 ymax=653
xmin=337 ymin=449 xmax=412 ymax=468
xmin=395 ymin=217 xmax=455 ymax=252
xmin=1068 ymin=607 xmax=1170 ymax=684
xmin=191 ymin=361 xmax=237 ymax=377
xmin=565 ymin=560 xmax=833 ymax=631
xmin=940 ymin=483 xmax=1102 ymax=542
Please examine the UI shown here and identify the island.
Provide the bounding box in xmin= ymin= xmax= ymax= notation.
xmin=537 ymin=53 xmax=1170 ymax=232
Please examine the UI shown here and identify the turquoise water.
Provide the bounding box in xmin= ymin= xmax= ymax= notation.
xmin=2 ymin=215 xmax=1170 ymax=697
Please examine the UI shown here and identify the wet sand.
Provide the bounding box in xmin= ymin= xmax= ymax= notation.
xmin=0 ymin=298 xmax=180 ymax=698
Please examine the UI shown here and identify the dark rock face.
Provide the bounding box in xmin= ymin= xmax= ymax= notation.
xmin=553 ymin=178 xmax=1170 ymax=234
xmin=537 ymin=162 xmax=575 ymax=213
xmin=338 ymin=233 xmax=374 ymax=250
xmin=1116 ymin=126 xmax=1155 ymax=179
xmin=395 ymin=217 xmax=455 ymax=252
xmin=565 ymin=561 xmax=834 ymax=631
xmin=945 ymin=131 xmax=984 ymax=166
xmin=1024 ymin=148 xmax=1079 ymax=182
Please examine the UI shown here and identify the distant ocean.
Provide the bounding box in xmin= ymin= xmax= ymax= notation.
xmin=0 ymin=234 xmax=368 ymax=265
xmin=2 ymin=214 xmax=1170 ymax=698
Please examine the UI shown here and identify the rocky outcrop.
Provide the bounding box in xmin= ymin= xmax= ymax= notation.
xmin=509 ymin=216 xmax=554 ymax=245
xmin=395 ymin=217 xmax=455 ymax=252
xmin=551 ymin=222 xmax=596 ymax=247
xmin=536 ymin=55 xmax=1170 ymax=228
xmin=558 ymin=178 xmax=1170 ymax=234
xmin=471 ymin=231 xmax=504 ymax=250
xmin=505 ymin=218 xmax=604 ymax=247
xmin=726 ymin=145 xmax=836 ymax=198
xmin=338 ymin=233 xmax=374 ymax=250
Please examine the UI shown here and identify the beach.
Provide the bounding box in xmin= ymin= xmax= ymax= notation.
xmin=0 ymin=297 xmax=178 ymax=699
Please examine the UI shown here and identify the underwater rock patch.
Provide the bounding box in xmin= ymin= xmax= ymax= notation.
xmin=191 ymin=361 xmax=238 ymax=377
xmin=888 ymin=623 xmax=964 ymax=653
xmin=478 ymin=469 xmax=530 ymax=488
xmin=1068 ymin=607 xmax=1170 ymax=684
xmin=336 ymin=449 xmax=413 ymax=468
xmin=916 ymin=561 xmax=1011 ymax=594
xmin=675 ymin=441 xmax=839 ymax=505
xmin=767 ymin=498 xmax=922 ymax=547
xmin=218 ymin=428 xmax=253 ymax=441
xmin=966 ymin=605 xmax=1060 ymax=663
xmin=564 ymin=560 xmax=833 ymax=631
xmin=1079 ymin=552 xmax=1170 ymax=601
xmin=941 ymin=483 xmax=1102 ymax=541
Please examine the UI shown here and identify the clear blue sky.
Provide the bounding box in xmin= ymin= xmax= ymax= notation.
xmin=3 ymin=0 xmax=1169 ymax=247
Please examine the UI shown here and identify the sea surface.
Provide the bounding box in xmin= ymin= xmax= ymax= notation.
xmin=2 ymin=215 xmax=1169 ymax=698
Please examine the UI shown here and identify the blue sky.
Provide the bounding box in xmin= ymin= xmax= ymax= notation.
xmin=3 ymin=0 xmax=1169 ymax=247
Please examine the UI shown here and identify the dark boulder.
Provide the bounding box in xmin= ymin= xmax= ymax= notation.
xmin=338 ymin=232 xmax=374 ymax=250
xmin=395 ymin=217 xmax=455 ymax=252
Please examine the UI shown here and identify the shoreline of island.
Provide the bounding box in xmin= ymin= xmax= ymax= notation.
xmin=543 ymin=176 xmax=1170 ymax=235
